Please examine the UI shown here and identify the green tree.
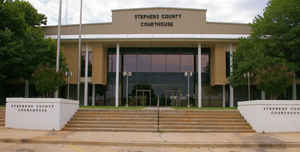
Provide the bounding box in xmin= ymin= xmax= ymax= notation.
xmin=32 ymin=65 xmax=65 ymax=97
xmin=0 ymin=0 xmax=67 ymax=99
xmin=252 ymin=0 xmax=300 ymax=67
xmin=229 ymin=0 xmax=300 ymax=99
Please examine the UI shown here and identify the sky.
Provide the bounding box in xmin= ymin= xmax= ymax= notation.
xmin=25 ymin=0 xmax=269 ymax=26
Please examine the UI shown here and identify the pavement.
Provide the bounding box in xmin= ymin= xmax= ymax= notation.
xmin=1 ymin=127 xmax=300 ymax=151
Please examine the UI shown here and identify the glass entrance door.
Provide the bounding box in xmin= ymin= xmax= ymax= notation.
xmin=135 ymin=89 xmax=152 ymax=106
xmin=163 ymin=89 xmax=183 ymax=107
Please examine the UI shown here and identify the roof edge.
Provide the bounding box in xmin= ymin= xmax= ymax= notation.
xmin=42 ymin=22 xmax=112 ymax=28
xmin=112 ymin=7 xmax=207 ymax=12
xmin=207 ymin=21 xmax=250 ymax=25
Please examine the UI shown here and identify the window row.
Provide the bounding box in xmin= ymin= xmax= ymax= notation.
xmin=109 ymin=54 xmax=194 ymax=72
xmin=109 ymin=54 xmax=209 ymax=73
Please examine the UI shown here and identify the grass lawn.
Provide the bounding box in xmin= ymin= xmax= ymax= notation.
xmin=80 ymin=106 xmax=145 ymax=110
xmin=171 ymin=106 xmax=237 ymax=110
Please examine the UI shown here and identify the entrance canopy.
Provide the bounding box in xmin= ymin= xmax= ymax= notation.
xmin=47 ymin=34 xmax=249 ymax=41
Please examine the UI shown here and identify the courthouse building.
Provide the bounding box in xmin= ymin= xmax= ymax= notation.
xmin=43 ymin=7 xmax=255 ymax=107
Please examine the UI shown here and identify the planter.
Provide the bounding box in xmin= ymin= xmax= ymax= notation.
xmin=5 ymin=98 xmax=79 ymax=130
xmin=238 ymin=100 xmax=300 ymax=133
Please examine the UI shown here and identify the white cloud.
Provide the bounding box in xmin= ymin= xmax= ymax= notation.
xmin=26 ymin=0 xmax=268 ymax=25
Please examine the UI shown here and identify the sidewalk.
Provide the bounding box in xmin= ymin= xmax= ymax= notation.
xmin=0 ymin=128 xmax=300 ymax=148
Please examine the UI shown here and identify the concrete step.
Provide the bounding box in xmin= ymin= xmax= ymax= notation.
xmin=63 ymin=127 xmax=253 ymax=133
xmin=159 ymin=115 xmax=243 ymax=119
xmin=77 ymin=110 xmax=156 ymax=113
xmin=159 ymin=112 xmax=241 ymax=115
xmin=159 ymin=121 xmax=250 ymax=125
xmin=75 ymin=111 xmax=154 ymax=113
xmin=68 ymin=120 xmax=247 ymax=125
xmin=75 ymin=114 xmax=157 ymax=118
xmin=63 ymin=127 xmax=157 ymax=132
xmin=64 ymin=109 xmax=254 ymax=133
xmin=158 ymin=129 xmax=255 ymax=133
xmin=77 ymin=110 xmax=156 ymax=112
xmin=159 ymin=125 xmax=252 ymax=129
xmin=71 ymin=117 xmax=157 ymax=122
xmin=158 ymin=118 xmax=247 ymax=122
xmin=74 ymin=114 xmax=243 ymax=118
xmin=65 ymin=124 xmax=157 ymax=129
xmin=68 ymin=121 xmax=157 ymax=125
xmin=75 ymin=114 xmax=156 ymax=117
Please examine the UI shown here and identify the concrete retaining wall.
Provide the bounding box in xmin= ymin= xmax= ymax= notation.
xmin=238 ymin=100 xmax=300 ymax=133
xmin=5 ymin=98 xmax=79 ymax=130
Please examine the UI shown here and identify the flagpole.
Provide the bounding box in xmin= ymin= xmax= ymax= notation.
xmin=55 ymin=0 xmax=63 ymax=98
xmin=77 ymin=0 xmax=83 ymax=101
xmin=65 ymin=0 xmax=68 ymax=24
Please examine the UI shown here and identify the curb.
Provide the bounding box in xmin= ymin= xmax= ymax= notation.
xmin=0 ymin=138 xmax=299 ymax=148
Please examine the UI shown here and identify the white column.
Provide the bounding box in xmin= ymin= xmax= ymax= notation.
xmin=293 ymin=72 xmax=297 ymax=100
xmin=198 ymin=44 xmax=202 ymax=108
xmin=229 ymin=44 xmax=234 ymax=107
xmin=84 ymin=43 xmax=89 ymax=106
xmin=222 ymin=85 xmax=226 ymax=107
xmin=115 ymin=43 xmax=120 ymax=107
xmin=261 ymin=90 xmax=266 ymax=100
xmin=92 ymin=84 xmax=95 ymax=106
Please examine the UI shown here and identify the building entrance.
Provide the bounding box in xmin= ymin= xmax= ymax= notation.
xmin=135 ymin=89 xmax=152 ymax=106
xmin=164 ymin=88 xmax=183 ymax=107
xmin=105 ymin=47 xmax=211 ymax=107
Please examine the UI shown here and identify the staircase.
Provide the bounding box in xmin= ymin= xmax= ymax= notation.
xmin=64 ymin=109 xmax=254 ymax=133
xmin=0 ymin=108 xmax=5 ymax=127
xmin=64 ymin=109 xmax=158 ymax=132
xmin=158 ymin=110 xmax=254 ymax=133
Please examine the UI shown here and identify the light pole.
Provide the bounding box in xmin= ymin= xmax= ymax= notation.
xmin=123 ymin=72 xmax=132 ymax=107
xmin=185 ymin=72 xmax=193 ymax=108
xmin=65 ymin=71 xmax=72 ymax=99
xmin=77 ymin=0 xmax=83 ymax=101
xmin=248 ymin=72 xmax=250 ymax=101
xmin=244 ymin=72 xmax=251 ymax=101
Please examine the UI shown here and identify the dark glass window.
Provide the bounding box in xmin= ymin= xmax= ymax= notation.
xmin=152 ymin=55 xmax=166 ymax=72
xmin=166 ymin=55 xmax=180 ymax=72
xmin=108 ymin=55 xmax=116 ymax=72
xmin=181 ymin=55 xmax=194 ymax=72
xmin=81 ymin=51 xmax=92 ymax=77
xmin=226 ymin=52 xmax=230 ymax=77
xmin=124 ymin=55 xmax=137 ymax=72
xmin=196 ymin=54 xmax=210 ymax=72
xmin=195 ymin=52 xmax=210 ymax=83
xmin=137 ymin=55 xmax=151 ymax=72
xmin=201 ymin=54 xmax=209 ymax=73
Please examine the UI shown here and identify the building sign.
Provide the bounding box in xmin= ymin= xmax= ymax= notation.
xmin=134 ymin=14 xmax=182 ymax=27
